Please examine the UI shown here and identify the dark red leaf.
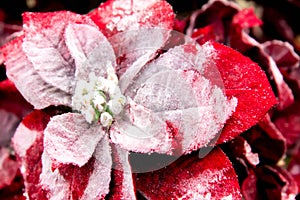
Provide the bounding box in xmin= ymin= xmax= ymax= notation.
xmin=0 ymin=79 xmax=32 ymax=118
xmin=243 ymin=114 xmax=286 ymax=164
xmin=225 ymin=136 xmax=259 ymax=168
xmin=136 ymin=147 xmax=242 ymax=199
xmin=262 ymin=40 xmax=299 ymax=69
xmin=186 ymin=0 xmax=239 ymax=39
xmin=243 ymin=166 xmax=298 ymax=200
xmin=273 ymin=101 xmax=300 ymax=147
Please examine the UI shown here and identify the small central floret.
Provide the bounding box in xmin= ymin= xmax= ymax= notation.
xmin=72 ymin=68 xmax=126 ymax=127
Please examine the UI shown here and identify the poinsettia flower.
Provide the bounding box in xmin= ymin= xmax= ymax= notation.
xmin=0 ymin=0 xmax=277 ymax=199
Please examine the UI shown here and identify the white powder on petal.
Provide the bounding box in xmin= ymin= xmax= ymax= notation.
xmin=12 ymin=124 xmax=37 ymax=157
xmin=40 ymin=152 xmax=71 ymax=200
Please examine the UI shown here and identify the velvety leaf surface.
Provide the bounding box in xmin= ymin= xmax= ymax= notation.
xmin=44 ymin=113 xmax=105 ymax=167
xmin=111 ymin=28 xmax=169 ymax=79
xmin=1 ymin=36 xmax=71 ymax=109
xmin=136 ymin=147 xmax=242 ymax=199
xmin=22 ymin=11 xmax=95 ymax=94
xmin=65 ymin=23 xmax=116 ymax=81
xmin=88 ymin=0 xmax=174 ymax=37
xmin=204 ymin=41 xmax=277 ymax=143
xmin=111 ymin=44 xmax=237 ymax=155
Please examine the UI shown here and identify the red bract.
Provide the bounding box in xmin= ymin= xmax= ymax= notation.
xmin=207 ymin=42 xmax=277 ymax=143
xmin=136 ymin=147 xmax=242 ymax=199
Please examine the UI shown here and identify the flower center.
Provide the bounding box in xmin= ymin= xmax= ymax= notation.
xmin=72 ymin=68 xmax=126 ymax=127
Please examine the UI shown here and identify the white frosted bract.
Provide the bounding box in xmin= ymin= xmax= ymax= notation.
xmin=65 ymin=23 xmax=116 ymax=82
xmin=44 ymin=113 xmax=104 ymax=167
xmin=111 ymin=44 xmax=236 ymax=154
xmin=81 ymin=136 xmax=112 ymax=200
xmin=5 ymin=38 xmax=71 ymax=109
xmin=40 ymin=152 xmax=71 ymax=200
xmin=22 ymin=14 xmax=79 ymax=94
xmin=12 ymin=122 xmax=37 ymax=158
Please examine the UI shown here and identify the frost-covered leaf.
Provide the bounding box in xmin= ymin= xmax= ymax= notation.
xmin=110 ymin=28 xmax=169 ymax=79
xmin=40 ymin=135 xmax=112 ymax=200
xmin=12 ymin=110 xmax=52 ymax=199
xmin=136 ymin=147 xmax=242 ymax=199
xmin=22 ymin=11 xmax=95 ymax=94
xmin=65 ymin=23 xmax=116 ymax=81
xmin=1 ymin=36 xmax=71 ymax=109
xmin=88 ymin=0 xmax=174 ymax=37
xmin=204 ymin=42 xmax=277 ymax=143
xmin=44 ymin=113 xmax=105 ymax=167
xmin=107 ymin=145 xmax=136 ymax=200
xmin=111 ymin=44 xmax=236 ymax=155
